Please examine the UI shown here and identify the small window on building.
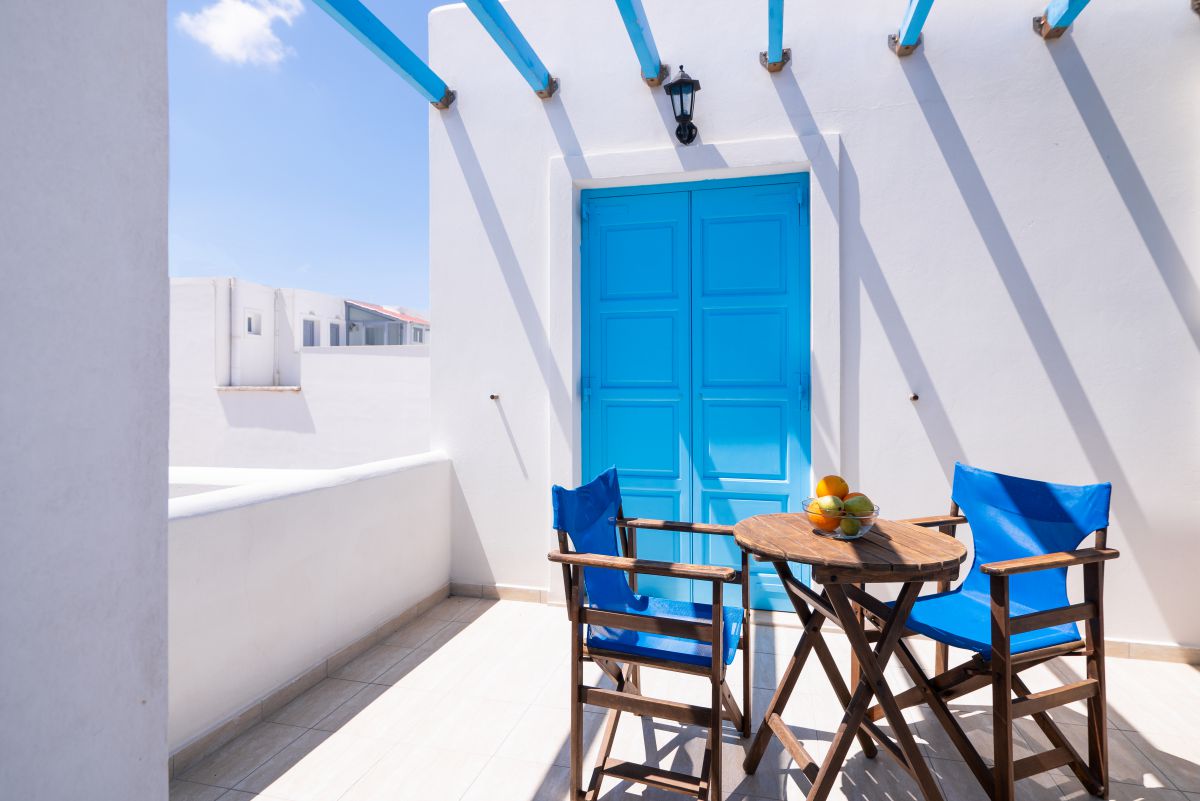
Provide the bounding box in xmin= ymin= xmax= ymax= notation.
xmin=412 ymin=327 xmax=424 ymax=344
xmin=329 ymin=323 xmax=340 ymax=347
xmin=246 ymin=311 xmax=262 ymax=336
xmin=365 ymin=324 xmax=384 ymax=345
xmin=386 ymin=322 xmax=403 ymax=345
xmin=302 ymin=319 xmax=319 ymax=347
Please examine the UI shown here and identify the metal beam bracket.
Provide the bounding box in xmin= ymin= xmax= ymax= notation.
xmin=1033 ymin=15 xmax=1067 ymax=38
xmin=888 ymin=32 xmax=923 ymax=57
xmin=759 ymin=47 xmax=792 ymax=73
xmin=644 ymin=63 xmax=670 ymax=87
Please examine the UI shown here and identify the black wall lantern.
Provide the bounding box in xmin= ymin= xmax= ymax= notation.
xmin=663 ymin=65 xmax=701 ymax=145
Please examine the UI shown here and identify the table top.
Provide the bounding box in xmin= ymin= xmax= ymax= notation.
xmin=733 ymin=513 xmax=968 ymax=584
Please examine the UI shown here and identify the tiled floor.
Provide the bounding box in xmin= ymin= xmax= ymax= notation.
xmin=171 ymin=598 xmax=1200 ymax=801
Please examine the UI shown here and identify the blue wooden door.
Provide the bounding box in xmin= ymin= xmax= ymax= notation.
xmin=582 ymin=191 xmax=694 ymax=600
xmin=582 ymin=175 xmax=811 ymax=610
xmin=689 ymin=181 xmax=811 ymax=610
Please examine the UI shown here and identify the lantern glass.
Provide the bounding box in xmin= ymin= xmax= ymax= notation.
xmin=663 ymin=66 xmax=701 ymax=146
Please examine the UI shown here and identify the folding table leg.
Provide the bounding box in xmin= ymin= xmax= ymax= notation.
xmin=777 ymin=562 xmax=878 ymax=759
xmin=811 ymin=583 xmax=944 ymax=801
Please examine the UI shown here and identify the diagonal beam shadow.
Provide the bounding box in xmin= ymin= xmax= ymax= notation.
xmin=1048 ymin=38 xmax=1199 ymax=353
xmin=897 ymin=56 xmax=1151 ymax=539
xmin=772 ymin=71 xmax=968 ymax=484
xmin=442 ymin=111 xmax=573 ymax=445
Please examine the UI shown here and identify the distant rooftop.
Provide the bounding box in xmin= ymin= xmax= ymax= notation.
xmin=347 ymin=300 xmax=430 ymax=326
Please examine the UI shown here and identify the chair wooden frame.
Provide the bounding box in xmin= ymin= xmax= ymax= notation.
xmin=547 ymin=512 xmax=753 ymax=801
xmin=854 ymin=507 xmax=1120 ymax=801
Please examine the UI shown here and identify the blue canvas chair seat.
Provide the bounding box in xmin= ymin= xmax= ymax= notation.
xmin=883 ymin=462 xmax=1118 ymax=801
xmin=548 ymin=467 xmax=752 ymax=800
xmin=900 ymin=588 xmax=1080 ymax=655
xmin=586 ymin=595 xmax=743 ymax=667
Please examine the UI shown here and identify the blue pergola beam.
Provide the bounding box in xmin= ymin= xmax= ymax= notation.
xmin=464 ymin=0 xmax=558 ymax=98
xmin=889 ymin=0 xmax=935 ymax=57
xmin=311 ymin=0 xmax=454 ymax=108
xmin=760 ymin=0 xmax=791 ymax=72
xmin=1034 ymin=0 xmax=1093 ymax=38
xmin=614 ymin=0 xmax=668 ymax=85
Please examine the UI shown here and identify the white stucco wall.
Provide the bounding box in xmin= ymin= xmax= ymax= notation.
xmin=0 ymin=1 xmax=169 ymax=798
xmin=168 ymin=453 xmax=452 ymax=749
xmin=171 ymin=281 xmax=431 ymax=467
xmin=428 ymin=1 xmax=1200 ymax=647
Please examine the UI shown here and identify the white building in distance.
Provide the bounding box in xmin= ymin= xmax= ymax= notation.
xmin=169 ymin=278 xmax=432 ymax=468
xmin=171 ymin=277 xmax=429 ymax=388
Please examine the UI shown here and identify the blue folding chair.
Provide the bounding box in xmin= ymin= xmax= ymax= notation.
xmin=868 ymin=463 xmax=1119 ymax=801
xmin=547 ymin=468 xmax=752 ymax=801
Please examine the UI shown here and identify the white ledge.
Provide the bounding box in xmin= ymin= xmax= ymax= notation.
xmin=215 ymin=385 xmax=302 ymax=392
xmin=168 ymin=451 xmax=449 ymax=521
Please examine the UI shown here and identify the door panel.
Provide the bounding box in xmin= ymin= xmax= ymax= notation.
xmin=690 ymin=182 xmax=811 ymax=609
xmin=583 ymin=192 xmax=692 ymax=600
xmin=582 ymin=177 xmax=811 ymax=611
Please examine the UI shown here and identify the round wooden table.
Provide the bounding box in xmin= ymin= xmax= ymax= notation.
xmin=735 ymin=513 xmax=968 ymax=801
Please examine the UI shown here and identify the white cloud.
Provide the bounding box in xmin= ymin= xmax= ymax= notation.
xmin=178 ymin=0 xmax=305 ymax=67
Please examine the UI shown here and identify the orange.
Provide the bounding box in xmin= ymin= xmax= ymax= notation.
xmin=806 ymin=499 xmax=842 ymax=532
xmin=815 ymin=475 xmax=850 ymax=499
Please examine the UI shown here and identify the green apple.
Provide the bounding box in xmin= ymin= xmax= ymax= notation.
xmin=843 ymin=495 xmax=875 ymax=517
xmin=816 ymin=495 xmax=844 ymax=515
xmin=839 ymin=517 xmax=862 ymax=536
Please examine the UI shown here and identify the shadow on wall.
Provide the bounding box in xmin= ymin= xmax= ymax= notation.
xmin=1048 ymin=38 xmax=1198 ymax=353
xmin=441 ymin=110 xmax=573 ymax=447
xmin=893 ymin=55 xmax=1191 ymax=639
xmin=218 ymin=391 xmax=316 ymax=433
xmin=449 ymin=461 xmax=493 ymax=591
xmin=770 ymin=71 xmax=968 ymax=487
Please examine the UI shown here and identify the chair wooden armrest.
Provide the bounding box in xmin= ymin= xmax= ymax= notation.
xmin=980 ymin=547 xmax=1119 ymax=576
xmin=548 ymin=550 xmax=739 ymax=583
xmin=616 ymin=517 xmax=736 ymax=536
xmin=899 ymin=514 xmax=968 ymax=528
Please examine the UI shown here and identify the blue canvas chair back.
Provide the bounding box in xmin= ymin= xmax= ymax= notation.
xmin=552 ymin=467 xmax=742 ymax=668
xmin=551 ymin=467 xmax=638 ymax=611
xmin=954 ymin=462 xmax=1111 ymax=610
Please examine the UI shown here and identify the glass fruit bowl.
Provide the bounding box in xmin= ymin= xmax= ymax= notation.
xmin=803 ymin=497 xmax=879 ymax=540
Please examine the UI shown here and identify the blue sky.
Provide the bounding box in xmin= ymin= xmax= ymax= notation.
xmin=169 ymin=0 xmax=447 ymax=311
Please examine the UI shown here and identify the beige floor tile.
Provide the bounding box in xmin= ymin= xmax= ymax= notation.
xmin=913 ymin=703 xmax=1038 ymax=764
xmin=235 ymin=730 xmax=332 ymax=793
xmin=752 ymin=625 xmax=803 ymax=656
xmin=248 ymin=732 xmax=394 ymax=801
xmin=329 ymin=645 xmax=413 ymax=683
xmin=328 ymin=684 xmax=445 ymax=744
xmin=1056 ymin=781 xmax=1190 ymax=800
xmin=929 ymin=755 xmax=1065 ymax=801
xmin=313 ymin=683 xmax=389 ymax=733
xmin=421 ymin=620 xmax=470 ymax=651
xmin=461 ymin=756 xmax=571 ymax=801
xmin=408 ymin=690 xmax=527 ymax=756
xmin=384 ymin=617 xmax=450 ymax=648
xmin=530 ymin=659 xmax=613 ymax=710
xmin=337 ymin=743 xmax=489 ymax=801
xmin=372 ymin=647 xmax=475 ymax=694
xmin=497 ymin=703 xmax=608 ymax=767
xmin=217 ymin=791 xmax=270 ymax=801
xmin=170 ymin=780 xmax=228 ymax=801
xmin=1018 ymin=720 xmax=1175 ymax=789
xmin=265 ymin=678 xmax=368 ymax=729
xmin=460 ymin=651 xmax=562 ymax=705
xmin=426 ymin=596 xmax=484 ymax=622
xmin=1123 ymin=730 xmax=1200 ymax=793
xmin=181 ymin=722 xmax=307 ymax=789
